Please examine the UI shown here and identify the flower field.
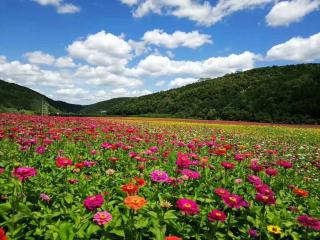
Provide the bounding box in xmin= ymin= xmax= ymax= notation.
xmin=0 ymin=114 xmax=319 ymax=240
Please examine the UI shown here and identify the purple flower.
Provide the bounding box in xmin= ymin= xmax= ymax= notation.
xmin=40 ymin=193 xmax=51 ymax=202
xmin=297 ymin=215 xmax=320 ymax=231
xmin=35 ymin=146 xmax=46 ymax=154
xmin=248 ymin=229 xmax=259 ymax=238
xmin=247 ymin=175 xmax=262 ymax=185
xmin=150 ymin=170 xmax=169 ymax=182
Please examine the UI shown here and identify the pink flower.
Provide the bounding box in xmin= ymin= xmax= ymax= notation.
xmin=0 ymin=168 xmax=4 ymax=174
xmin=222 ymin=194 xmax=249 ymax=209
xmin=208 ymin=210 xmax=226 ymax=222
xmin=176 ymin=199 xmax=199 ymax=215
xmin=93 ymin=211 xmax=112 ymax=225
xmin=234 ymin=153 xmax=245 ymax=162
xmin=248 ymin=229 xmax=259 ymax=238
xmin=297 ymin=215 xmax=320 ymax=231
xmin=68 ymin=179 xmax=79 ymax=184
xmin=179 ymin=169 xmax=200 ymax=180
xmin=150 ymin=170 xmax=169 ymax=182
xmin=83 ymin=194 xmax=104 ymax=211
xmin=35 ymin=146 xmax=46 ymax=154
xmin=277 ymin=161 xmax=293 ymax=169
xmin=234 ymin=178 xmax=243 ymax=184
xmin=40 ymin=193 xmax=51 ymax=202
xmin=249 ymin=163 xmax=263 ymax=172
xmin=12 ymin=167 xmax=37 ymax=181
xmin=214 ymin=188 xmax=230 ymax=198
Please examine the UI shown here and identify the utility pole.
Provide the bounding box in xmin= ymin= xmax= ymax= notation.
xmin=41 ymin=98 xmax=48 ymax=116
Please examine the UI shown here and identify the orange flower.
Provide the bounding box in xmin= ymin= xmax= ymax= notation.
xmin=293 ymin=188 xmax=309 ymax=197
xmin=124 ymin=196 xmax=147 ymax=210
xmin=165 ymin=236 xmax=182 ymax=240
xmin=121 ymin=184 xmax=139 ymax=195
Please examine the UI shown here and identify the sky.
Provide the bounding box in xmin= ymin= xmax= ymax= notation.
xmin=0 ymin=0 xmax=319 ymax=105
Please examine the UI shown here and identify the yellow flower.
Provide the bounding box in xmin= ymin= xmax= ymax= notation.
xmin=267 ymin=225 xmax=282 ymax=234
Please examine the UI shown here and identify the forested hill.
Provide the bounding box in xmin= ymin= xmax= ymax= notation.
xmin=106 ymin=64 xmax=320 ymax=124
xmin=0 ymin=80 xmax=82 ymax=114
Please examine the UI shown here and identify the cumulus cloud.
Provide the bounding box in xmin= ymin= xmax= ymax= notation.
xmin=120 ymin=0 xmax=273 ymax=26
xmin=67 ymin=31 xmax=132 ymax=67
xmin=0 ymin=58 xmax=73 ymax=88
xmin=142 ymin=29 xmax=212 ymax=49
xmin=25 ymin=51 xmax=76 ymax=68
xmin=169 ymin=77 xmax=198 ymax=88
xmin=266 ymin=0 xmax=320 ymax=27
xmin=32 ymin=0 xmax=80 ymax=14
xmin=129 ymin=51 xmax=257 ymax=78
xmin=266 ymin=32 xmax=320 ymax=61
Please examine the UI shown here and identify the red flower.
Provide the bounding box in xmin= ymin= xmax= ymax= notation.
xmin=131 ymin=177 xmax=146 ymax=187
xmin=0 ymin=227 xmax=7 ymax=240
xmin=220 ymin=162 xmax=235 ymax=170
xmin=56 ymin=156 xmax=73 ymax=168
xmin=293 ymin=188 xmax=309 ymax=197
xmin=121 ymin=184 xmax=139 ymax=195
xmin=255 ymin=193 xmax=276 ymax=205
xmin=214 ymin=188 xmax=230 ymax=198
xmin=165 ymin=236 xmax=182 ymax=240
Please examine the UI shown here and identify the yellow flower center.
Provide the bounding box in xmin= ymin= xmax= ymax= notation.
xmin=184 ymin=203 xmax=191 ymax=208
xmin=229 ymin=197 xmax=237 ymax=202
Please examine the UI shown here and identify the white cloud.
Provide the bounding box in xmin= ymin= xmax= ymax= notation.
xmin=32 ymin=0 xmax=80 ymax=14
xmin=121 ymin=0 xmax=273 ymax=26
xmin=0 ymin=56 xmax=7 ymax=64
xmin=266 ymin=0 xmax=320 ymax=27
xmin=266 ymin=32 xmax=320 ymax=61
xmin=25 ymin=51 xmax=76 ymax=68
xmin=169 ymin=77 xmax=198 ymax=88
xmin=25 ymin=51 xmax=55 ymax=65
xmin=67 ymin=31 xmax=132 ymax=67
xmin=74 ymin=65 xmax=143 ymax=88
xmin=0 ymin=59 xmax=73 ymax=88
xmin=142 ymin=29 xmax=212 ymax=49
xmin=129 ymin=51 xmax=257 ymax=78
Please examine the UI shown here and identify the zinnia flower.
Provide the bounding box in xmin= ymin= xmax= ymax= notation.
xmin=247 ymin=175 xmax=262 ymax=185
xmin=0 ymin=227 xmax=7 ymax=240
xmin=121 ymin=183 xmax=139 ymax=195
xmin=222 ymin=194 xmax=249 ymax=209
xmin=248 ymin=229 xmax=259 ymax=238
xmin=40 ymin=193 xmax=51 ymax=202
xmin=176 ymin=152 xmax=192 ymax=169
xmin=176 ymin=199 xmax=199 ymax=215
xmin=220 ymin=162 xmax=235 ymax=169
xmin=297 ymin=215 xmax=320 ymax=231
xmin=267 ymin=225 xmax=282 ymax=234
xmin=165 ymin=236 xmax=182 ymax=240
xmin=292 ymin=188 xmax=309 ymax=197
xmin=150 ymin=170 xmax=169 ymax=182
xmin=180 ymin=169 xmax=201 ymax=180
xmin=265 ymin=168 xmax=278 ymax=176
xmin=55 ymin=156 xmax=73 ymax=168
xmin=255 ymin=193 xmax=276 ymax=205
xmin=214 ymin=188 xmax=230 ymax=198
xmin=93 ymin=211 xmax=112 ymax=225
xmin=83 ymin=194 xmax=104 ymax=211
xmin=277 ymin=161 xmax=293 ymax=169
xmin=124 ymin=196 xmax=147 ymax=210
xmin=12 ymin=167 xmax=37 ymax=181
xmin=208 ymin=210 xmax=227 ymax=222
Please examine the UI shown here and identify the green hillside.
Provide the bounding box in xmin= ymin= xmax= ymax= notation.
xmin=79 ymin=97 xmax=130 ymax=114
xmin=107 ymin=64 xmax=320 ymax=124
xmin=0 ymin=80 xmax=82 ymax=114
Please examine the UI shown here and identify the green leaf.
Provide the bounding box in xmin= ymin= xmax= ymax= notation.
xmin=110 ymin=229 xmax=125 ymax=237
xmin=58 ymin=222 xmax=75 ymax=240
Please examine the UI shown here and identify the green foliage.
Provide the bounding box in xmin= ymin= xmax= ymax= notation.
xmin=107 ymin=64 xmax=320 ymax=124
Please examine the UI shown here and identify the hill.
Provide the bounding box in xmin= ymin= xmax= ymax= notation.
xmin=79 ymin=97 xmax=130 ymax=115
xmin=107 ymin=64 xmax=320 ymax=124
xmin=0 ymin=80 xmax=82 ymax=114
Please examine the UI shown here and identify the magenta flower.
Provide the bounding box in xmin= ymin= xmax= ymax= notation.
xmin=83 ymin=194 xmax=104 ymax=211
xmin=176 ymin=199 xmax=199 ymax=215
xmin=277 ymin=161 xmax=293 ymax=169
xmin=222 ymin=194 xmax=249 ymax=209
xmin=35 ymin=146 xmax=46 ymax=154
xmin=12 ymin=167 xmax=37 ymax=181
xmin=297 ymin=215 xmax=320 ymax=231
xmin=150 ymin=170 xmax=169 ymax=182
xmin=255 ymin=184 xmax=274 ymax=196
xmin=248 ymin=229 xmax=259 ymax=238
xmin=249 ymin=163 xmax=263 ymax=172
xmin=265 ymin=168 xmax=278 ymax=176
xmin=93 ymin=211 xmax=112 ymax=225
xmin=208 ymin=210 xmax=227 ymax=222
xmin=0 ymin=168 xmax=4 ymax=174
xmin=247 ymin=175 xmax=262 ymax=185
xmin=234 ymin=153 xmax=245 ymax=162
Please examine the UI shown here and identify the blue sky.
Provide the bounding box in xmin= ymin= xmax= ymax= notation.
xmin=0 ymin=0 xmax=319 ymax=104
